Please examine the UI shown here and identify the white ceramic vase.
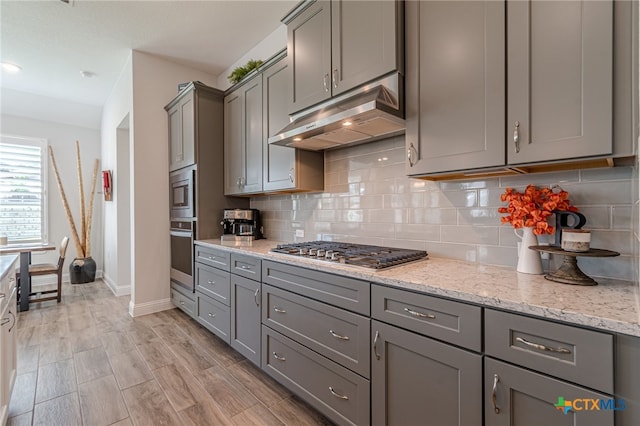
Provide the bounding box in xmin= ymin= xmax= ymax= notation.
xmin=515 ymin=227 xmax=543 ymax=274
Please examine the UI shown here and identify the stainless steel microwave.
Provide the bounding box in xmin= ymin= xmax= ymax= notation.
xmin=169 ymin=166 xmax=195 ymax=219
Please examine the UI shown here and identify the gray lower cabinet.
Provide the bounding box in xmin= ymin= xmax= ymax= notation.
xmin=485 ymin=358 xmax=613 ymax=426
xmin=371 ymin=320 xmax=482 ymax=426
xmin=262 ymin=326 xmax=370 ymax=426
xmin=170 ymin=284 xmax=196 ymax=318
xmin=230 ymin=274 xmax=261 ymax=367
xmin=197 ymin=292 xmax=230 ymax=343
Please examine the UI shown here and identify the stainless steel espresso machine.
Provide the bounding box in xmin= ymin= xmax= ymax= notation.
xmin=221 ymin=208 xmax=263 ymax=244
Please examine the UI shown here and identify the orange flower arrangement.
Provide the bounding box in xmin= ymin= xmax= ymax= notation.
xmin=499 ymin=185 xmax=578 ymax=235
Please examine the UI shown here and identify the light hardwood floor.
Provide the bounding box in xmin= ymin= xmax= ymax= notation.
xmin=8 ymin=280 xmax=333 ymax=426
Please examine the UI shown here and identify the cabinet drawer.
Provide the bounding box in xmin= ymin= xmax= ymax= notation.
xmin=372 ymin=284 xmax=482 ymax=352
xmin=231 ymin=254 xmax=261 ymax=281
xmin=194 ymin=245 xmax=230 ymax=270
xmin=262 ymin=326 xmax=370 ymax=426
xmin=195 ymin=262 xmax=230 ymax=305
xmin=262 ymin=260 xmax=371 ymax=315
xmin=171 ymin=288 xmax=196 ymax=318
xmin=485 ymin=309 xmax=613 ymax=394
xmin=197 ymin=293 xmax=230 ymax=343
xmin=263 ymin=284 xmax=370 ymax=378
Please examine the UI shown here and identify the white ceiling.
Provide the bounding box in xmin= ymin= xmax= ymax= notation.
xmin=0 ymin=0 xmax=297 ymax=107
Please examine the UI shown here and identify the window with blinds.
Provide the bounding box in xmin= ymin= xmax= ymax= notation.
xmin=0 ymin=135 xmax=48 ymax=243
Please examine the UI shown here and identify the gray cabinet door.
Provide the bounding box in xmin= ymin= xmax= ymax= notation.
xmin=262 ymin=55 xmax=296 ymax=192
xmin=224 ymin=90 xmax=244 ymax=195
xmin=263 ymin=53 xmax=325 ymax=194
xmin=405 ymin=0 xmax=505 ymax=176
xmin=230 ymin=275 xmax=261 ymax=367
xmin=485 ymin=358 xmax=613 ymax=426
xmin=224 ymin=75 xmax=263 ymax=195
xmin=507 ymin=0 xmax=613 ymax=165
xmin=287 ymin=0 xmax=332 ymax=113
xmin=371 ymin=320 xmax=482 ymax=426
xmin=168 ymin=91 xmax=195 ymax=172
xmin=331 ymin=0 xmax=399 ymax=96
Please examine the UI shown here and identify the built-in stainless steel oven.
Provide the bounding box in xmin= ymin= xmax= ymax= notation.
xmin=170 ymin=166 xmax=195 ymax=219
xmin=170 ymin=220 xmax=194 ymax=292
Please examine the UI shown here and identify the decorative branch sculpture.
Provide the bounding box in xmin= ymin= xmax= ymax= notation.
xmin=48 ymin=141 xmax=99 ymax=258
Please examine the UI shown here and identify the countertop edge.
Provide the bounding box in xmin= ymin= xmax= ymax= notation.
xmin=0 ymin=254 xmax=19 ymax=281
xmin=196 ymin=239 xmax=640 ymax=338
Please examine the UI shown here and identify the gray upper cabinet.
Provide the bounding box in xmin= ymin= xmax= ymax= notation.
xmin=262 ymin=53 xmax=324 ymax=193
xmin=407 ymin=0 xmax=621 ymax=179
xmin=167 ymin=87 xmax=196 ymax=172
xmin=507 ymin=0 xmax=613 ymax=165
xmin=405 ymin=0 xmax=505 ymax=176
xmin=224 ymin=74 xmax=264 ymax=195
xmin=284 ymin=0 xmax=402 ymax=114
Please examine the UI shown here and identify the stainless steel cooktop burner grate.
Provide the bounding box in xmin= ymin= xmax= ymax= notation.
xmin=271 ymin=241 xmax=428 ymax=269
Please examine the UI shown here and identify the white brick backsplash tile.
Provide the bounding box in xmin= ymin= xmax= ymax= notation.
xmin=394 ymin=223 xmax=440 ymax=241
xmin=575 ymin=206 xmax=611 ymax=229
xmin=612 ymin=206 xmax=632 ymax=230
xmin=426 ymin=242 xmax=477 ymax=262
xmin=407 ymin=207 xmax=457 ymax=225
xmin=249 ymin=137 xmax=637 ymax=282
xmin=581 ymin=166 xmax=633 ymax=182
xmin=457 ymin=208 xmax=501 ymax=226
xmin=441 ymin=225 xmax=500 ymax=245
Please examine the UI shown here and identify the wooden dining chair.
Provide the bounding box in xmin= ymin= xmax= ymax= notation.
xmin=18 ymin=236 xmax=69 ymax=304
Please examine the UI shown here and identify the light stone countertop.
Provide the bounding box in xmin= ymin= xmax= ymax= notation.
xmin=196 ymin=239 xmax=640 ymax=338
xmin=0 ymin=254 xmax=18 ymax=281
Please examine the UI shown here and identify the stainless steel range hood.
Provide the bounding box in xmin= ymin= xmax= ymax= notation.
xmin=268 ymin=73 xmax=404 ymax=151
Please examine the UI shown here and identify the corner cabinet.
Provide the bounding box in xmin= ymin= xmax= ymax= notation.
xmin=284 ymin=0 xmax=403 ymax=114
xmin=406 ymin=0 xmax=632 ymax=180
xmin=262 ymin=53 xmax=324 ymax=193
xmin=224 ymin=74 xmax=264 ymax=195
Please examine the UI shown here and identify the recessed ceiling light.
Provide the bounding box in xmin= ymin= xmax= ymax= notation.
xmin=80 ymin=70 xmax=96 ymax=78
xmin=1 ymin=62 xmax=22 ymax=73
xmin=293 ymin=137 xmax=302 ymax=142
xmin=342 ymin=121 xmax=352 ymax=127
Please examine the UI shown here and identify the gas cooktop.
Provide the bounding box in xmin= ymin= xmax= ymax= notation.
xmin=271 ymin=241 xmax=428 ymax=270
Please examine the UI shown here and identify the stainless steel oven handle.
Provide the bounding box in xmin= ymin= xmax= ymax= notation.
xmin=170 ymin=230 xmax=192 ymax=238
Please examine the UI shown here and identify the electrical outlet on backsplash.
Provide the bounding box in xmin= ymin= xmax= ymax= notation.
xmin=250 ymin=136 xmax=639 ymax=283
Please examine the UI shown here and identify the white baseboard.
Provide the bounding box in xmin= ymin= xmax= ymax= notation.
xmin=102 ymin=273 xmax=131 ymax=297
xmin=129 ymin=298 xmax=174 ymax=317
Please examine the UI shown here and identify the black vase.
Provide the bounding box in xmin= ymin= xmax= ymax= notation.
xmin=69 ymin=257 xmax=96 ymax=284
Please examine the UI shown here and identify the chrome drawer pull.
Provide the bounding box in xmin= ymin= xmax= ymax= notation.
xmin=240 ymin=265 xmax=249 ymax=270
xmin=272 ymin=352 xmax=286 ymax=361
xmin=273 ymin=307 xmax=286 ymax=313
xmin=373 ymin=330 xmax=381 ymax=360
xmin=0 ymin=293 xmax=5 ymax=300
xmin=515 ymin=337 xmax=572 ymax=354
xmin=254 ymin=288 xmax=260 ymax=306
xmin=513 ymin=121 xmax=520 ymax=153
xmin=207 ymin=313 xmax=215 ymax=318
xmin=492 ymin=374 xmax=501 ymax=414
xmin=207 ymin=281 xmax=215 ymax=285
xmin=329 ymin=387 xmax=349 ymax=400
xmin=207 ymin=256 xmax=216 ymax=260
xmin=179 ymin=301 xmax=185 ymax=306
xmin=404 ymin=307 xmax=435 ymax=319
xmin=329 ymin=330 xmax=350 ymax=341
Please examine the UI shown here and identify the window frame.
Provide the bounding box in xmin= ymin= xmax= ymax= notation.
xmin=0 ymin=134 xmax=49 ymax=244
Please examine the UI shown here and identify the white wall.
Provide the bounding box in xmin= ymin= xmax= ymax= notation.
xmin=216 ymin=25 xmax=287 ymax=90
xmin=102 ymin=50 xmax=218 ymax=316
xmin=1 ymin=114 xmax=102 ymax=283
xmin=101 ymin=54 xmax=133 ymax=297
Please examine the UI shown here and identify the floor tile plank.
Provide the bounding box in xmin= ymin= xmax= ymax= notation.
xmin=35 ymin=358 xmax=77 ymax=403
xmin=227 ymin=360 xmax=291 ymax=407
xmin=6 ymin=411 xmax=32 ymax=426
xmin=231 ymin=402 xmax=285 ymax=426
xmin=121 ymin=380 xmax=182 ymax=426
xmin=78 ymin=375 xmax=129 ymax=426
xmin=110 ymin=349 xmax=154 ymax=390
xmin=8 ymin=372 xmax=37 ymax=418
xmin=177 ymin=399 xmax=234 ymax=426
xmin=74 ymin=347 xmax=113 ymax=384
xmin=196 ymin=365 xmax=258 ymax=417
xmin=33 ymin=392 xmax=82 ymax=426
xmin=136 ymin=341 xmax=177 ymax=370
xmin=38 ymin=336 xmax=73 ymax=365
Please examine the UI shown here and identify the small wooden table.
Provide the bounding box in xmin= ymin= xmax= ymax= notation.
xmin=0 ymin=243 xmax=56 ymax=311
